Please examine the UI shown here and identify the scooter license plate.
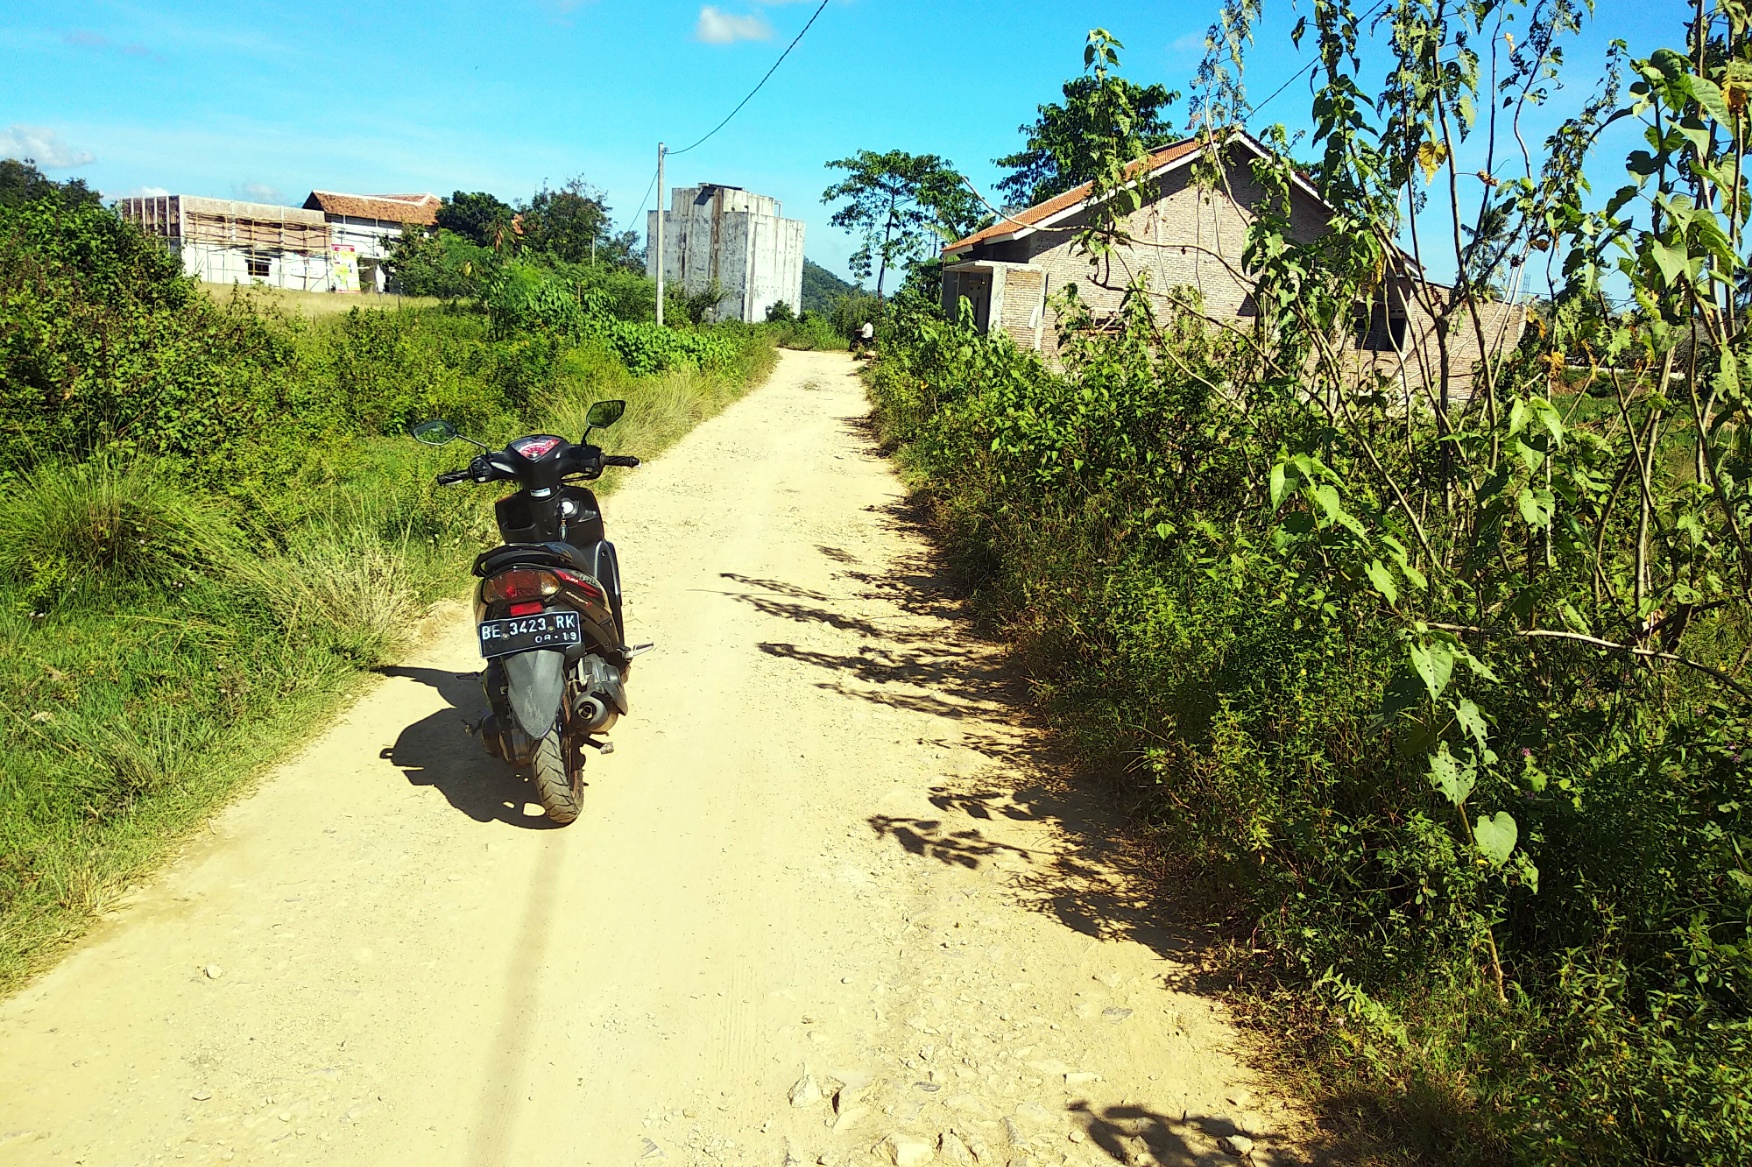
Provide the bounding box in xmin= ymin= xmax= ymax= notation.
xmin=477 ymin=610 xmax=582 ymax=658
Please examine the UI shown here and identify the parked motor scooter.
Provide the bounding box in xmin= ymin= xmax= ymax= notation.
xmin=412 ymin=400 xmax=650 ymax=823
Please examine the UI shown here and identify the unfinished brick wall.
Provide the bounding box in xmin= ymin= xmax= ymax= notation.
xmin=997 ymin=268 xmax=1047 ymax=351
xmin=1352 ymin=288 xmax=1528 ymax=401
xmin=1023 ymin=148 xmax=1331 ymax=363
xmin=951 ymin=142 xmax=1525 ymax=389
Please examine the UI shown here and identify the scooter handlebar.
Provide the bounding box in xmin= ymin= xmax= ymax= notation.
xmin=435 ymin=469 xmax=472 ymax=485
xmin=602 ymin=454 xmax=641 ymax=468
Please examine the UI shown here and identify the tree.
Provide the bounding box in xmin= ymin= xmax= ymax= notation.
xmin=520 ymin=177 xmax=612 ymax=265
xmin=0 ymin=159 xmax=100 ymax=210
xmin=383 ymin=224 xmax=495 ymax=299
xmin=994 ymin=57 xmax=1180 ymax=211
xmin=821 ymin=151 xmax=984 ymax=300
xmin=437 ymin=191 xmax=518 ymax=251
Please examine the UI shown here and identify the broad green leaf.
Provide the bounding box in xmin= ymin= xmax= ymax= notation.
xmin=1688 ymin=75 xmax=1733 ymax=124
xmin=1516 ymin=486 xmax=1554 ymax=530
xmin=1364 ymin=559 xmax=1398 ymax=605
xmin=1648 ymin=237 xmax=1689 ymax=286
xmin=1531 ymin=396 xmax=1565 ymax=444
xmin=1410 ymin=640 xmax=1455 ymax=701
xmin=1312 ymin=484 xmax=1367 ymax=538
xmin=1459 ymin=645 xmax=1500 ymax=683
xmin=1454 ymin=697 xmax=1489 ymax=752
xmin=1474 ymin=811 xmax=1519 ymax=865
xmin=1270 ymin=462 xmax=1289 ymax=509
xmin=1515 ymin=437 xmax=1545 ymax=472
xmin=1429 ymin=744 xmax=1475 ymax=807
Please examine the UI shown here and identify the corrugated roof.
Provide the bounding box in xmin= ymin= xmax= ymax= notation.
xmin=946 ymin=137 xmax=1205 ymax=255
xmin=303 ymin=191 xmax=441 ymax=225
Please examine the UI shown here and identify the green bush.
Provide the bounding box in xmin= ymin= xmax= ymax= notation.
xmin=0 ymin=194 xmax=294 ymax=469
xmin=485 ymin=260 xmax=744 ymax=375
xmin=382 ymin=225 xmax=497 ymax=299
xmin=770 ymin=311 xmax=845 ymax=351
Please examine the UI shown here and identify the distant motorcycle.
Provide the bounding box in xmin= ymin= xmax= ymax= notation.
xmin=412 ymin=401 xmax=650 ymax=824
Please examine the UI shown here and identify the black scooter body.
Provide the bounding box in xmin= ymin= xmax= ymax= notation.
xmin=435 ymin=431 xmax=641 ymax=769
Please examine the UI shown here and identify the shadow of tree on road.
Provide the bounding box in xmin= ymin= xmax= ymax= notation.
xmin=712 ymin=498 xmax=1217 ymax=975
xmin=865 ymin=813 xmax=1035 ymax=869
xmin=1069 ymin=1101 xmax=1270 ymax=1166
xmin=376 ymin=666 xmax=560 ymax=831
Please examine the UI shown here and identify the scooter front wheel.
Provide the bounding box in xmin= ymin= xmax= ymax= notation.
xmin=530 ymin=726 xmax=584 ymax=824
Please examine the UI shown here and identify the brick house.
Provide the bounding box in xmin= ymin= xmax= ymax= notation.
xmin=941 ymin=132 xmax=1524 ymax=393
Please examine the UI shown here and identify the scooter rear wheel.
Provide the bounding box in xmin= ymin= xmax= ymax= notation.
xmin=530 ymin=726 xmax=584 ymax=824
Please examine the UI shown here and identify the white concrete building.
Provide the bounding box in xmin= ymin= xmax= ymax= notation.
xmin=647 ymin=184 xmax=805 ymax=323
xmin=303 ymin=191 xmax=441 ymax=293
xmin=118 ymin=195 xmax=339 ymax=290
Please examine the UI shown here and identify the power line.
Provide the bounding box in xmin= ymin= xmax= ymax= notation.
xmin=1250 ymin=59 xmax=1318 ymax=116
xmin=668 ymin=0 xmax=832 ymax=157
xmin=623 ymin=164 xmax=660 ymax=237
xmin=1248 ymin=0 xmax=1391 ymax=117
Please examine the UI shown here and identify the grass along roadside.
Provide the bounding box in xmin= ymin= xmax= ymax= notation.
xmin=203 ymin=283 xmax=445 ymax=317
xmin=0 ymin=344 xmax=777 ymax=998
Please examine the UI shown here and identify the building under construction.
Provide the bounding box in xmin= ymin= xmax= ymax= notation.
xmin=647 ymin=184 xmax=805 ymax=323
xmin=118 ymin=195 xmax=347 ymax=291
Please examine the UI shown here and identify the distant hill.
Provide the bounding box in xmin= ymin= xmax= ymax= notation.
xmin=802 ymin=259 xmax=859 ymax=314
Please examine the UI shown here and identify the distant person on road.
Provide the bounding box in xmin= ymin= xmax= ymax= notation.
xmin=858 ymin=320 xmax=874 ymax=356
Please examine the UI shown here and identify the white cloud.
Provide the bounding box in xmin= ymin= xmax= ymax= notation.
xmin=63 ymin=29 xmax=151 ymax=56
xmin=0 ymin=125 xmax=95 ymax=169
xmin=128 ymin=185 xmax=171 ymax=198
xmin=696 ymin=6 xmax=771 ymax=44
xmin=232 ymin=180 xmax=285 ymax=203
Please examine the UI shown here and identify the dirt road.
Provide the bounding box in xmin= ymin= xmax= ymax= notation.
xmin=0 ymin=351 xmax=1300 ymax=1167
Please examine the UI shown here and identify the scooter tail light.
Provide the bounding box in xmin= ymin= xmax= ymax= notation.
xmin=553 ymin=568 xmax=606 ymax=602
xmin=507 ymin=601 xmax=544 ymax=617
xmin=482 ymin=568 xmax=561 ymax=604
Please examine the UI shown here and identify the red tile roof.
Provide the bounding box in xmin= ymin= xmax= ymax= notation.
xmin=303 ymin=191 xmax=441 ymax=225
xmin=946 ymin=137 xmax=1206 ymax=254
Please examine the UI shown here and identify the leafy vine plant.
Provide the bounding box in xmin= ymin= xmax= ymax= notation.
xmin=1061 ymin=0 xmax=1752 ymax=1000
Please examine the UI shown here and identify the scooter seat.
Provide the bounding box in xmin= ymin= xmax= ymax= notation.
xmin=473 ymin=542 xmax=591 ymax=578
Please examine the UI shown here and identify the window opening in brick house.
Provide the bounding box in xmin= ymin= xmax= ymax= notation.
xmin=1351 ymin=295 xmax=1407 ymax=351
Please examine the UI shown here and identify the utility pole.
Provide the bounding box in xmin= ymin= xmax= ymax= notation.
xmin=655 ymin=142 xmax=667 ymax=327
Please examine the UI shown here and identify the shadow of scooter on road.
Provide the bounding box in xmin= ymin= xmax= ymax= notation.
xmin=376 ymin=666 xmax=562 ymax=830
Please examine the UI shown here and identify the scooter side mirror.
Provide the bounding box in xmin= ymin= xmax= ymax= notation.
xmin=411 ymin=419 xmax=460 ymax=446
xmin=585 ymin=400 xmax=626 ymax=430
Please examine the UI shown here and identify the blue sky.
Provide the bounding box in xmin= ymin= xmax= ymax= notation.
xmin=1 ymin=1 xmax=1684 ymax=283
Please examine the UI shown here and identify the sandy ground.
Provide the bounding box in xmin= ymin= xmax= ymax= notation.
xmin=0 ymin=351 xmax=1303 ymax=1167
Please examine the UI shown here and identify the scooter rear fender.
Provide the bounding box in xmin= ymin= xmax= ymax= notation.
xmin=504 ymin=649 xmax=566 ymax=740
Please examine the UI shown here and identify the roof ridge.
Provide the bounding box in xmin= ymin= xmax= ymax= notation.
xmin=945 ymin=136 xmax=1206 ymax=255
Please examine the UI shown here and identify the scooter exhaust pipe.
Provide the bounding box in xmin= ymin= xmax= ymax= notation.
xmin=574 ymin=693 xmax=618 ymax=734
